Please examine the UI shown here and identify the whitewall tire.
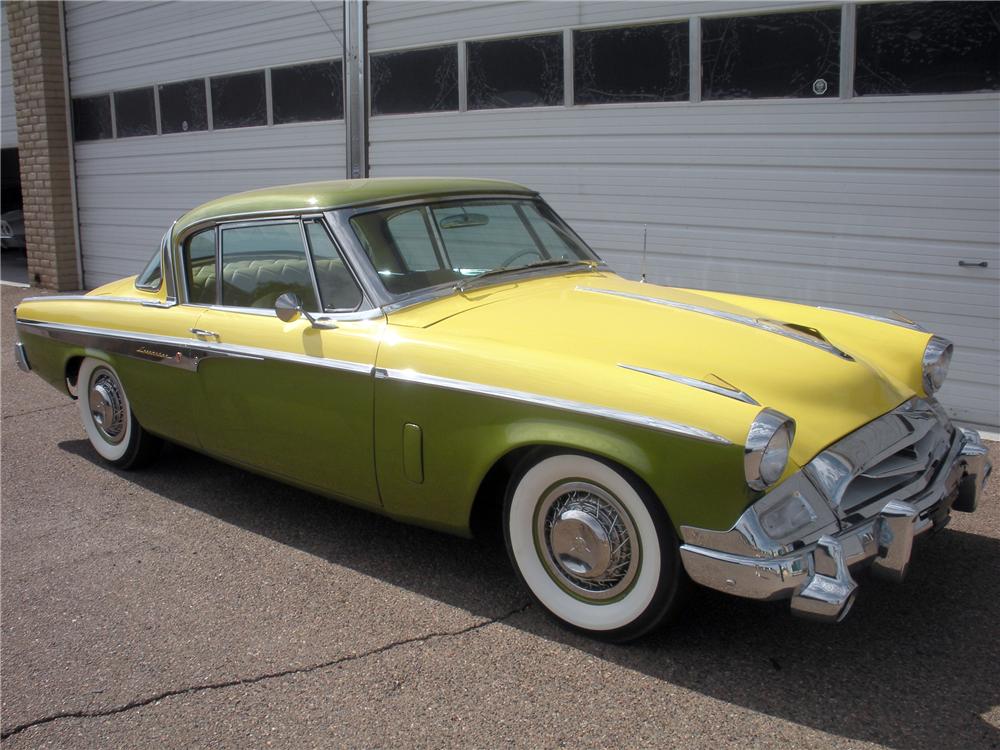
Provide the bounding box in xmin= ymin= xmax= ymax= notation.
xmin=504 ymin=451 xmax=687 ymax=641
xmin=77 ymin=357 xmax=161 ymax=469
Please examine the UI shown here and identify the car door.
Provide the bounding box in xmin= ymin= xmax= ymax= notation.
xmin=186 ymin=217 xmax=384 ymax=506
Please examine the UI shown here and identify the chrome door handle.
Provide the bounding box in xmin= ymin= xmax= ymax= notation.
xmin=958 ymin=260 xmax=988 ymax=268
xmin=189 ymin=328 xmax=220 ymax=339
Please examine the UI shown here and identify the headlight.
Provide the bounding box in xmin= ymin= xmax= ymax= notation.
xmin=744 ymin=409 xmax=796 ymax=491
xmin=922 ymin=336 xmax=953 ymax=394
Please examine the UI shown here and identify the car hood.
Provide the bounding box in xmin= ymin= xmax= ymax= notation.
xmin=387 ymin=272 xmax=924 ymax=465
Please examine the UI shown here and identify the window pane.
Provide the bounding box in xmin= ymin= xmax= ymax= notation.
xmin=702 ymin=10 xmax=841 ymax=100
xmin=221 ymin=223 xmax=318 ymax=309
xmin=135 ymin=248 xmax=162 ymax=291
xmin=304 ymin=221 xmax=363 ymax=310
xmin=114 ymin=87 xmax=156 ymax=138
xmin=574 ymin=22 xmax=689 ymax=104
xmin=856 ymin=2 xmax=1000 ymax=96
xmin=185 ymin=229 xmax=217 ymax=304
xmin=371 ymin=46 xmax=458 ymax=115
xmin=210 ymin=71 xmax=267 ymax=129
xmin=386 ymin=209 xmax=440 ymax=271
xmin=468 ymin=34 xmax=564 ymax=109
xmin=159 ymin=79 xmax=208 ymax=134
xmin=272 ymin=60 xmax=344 ymax=124
xmin=73 ymin=95 xmax=113 ymax=141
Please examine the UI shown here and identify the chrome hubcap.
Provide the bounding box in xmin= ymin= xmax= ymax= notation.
xmin=88 ymin=370 xmax=126 ymax=445
xmin=536 ymin=482 xmax=639 ymax=600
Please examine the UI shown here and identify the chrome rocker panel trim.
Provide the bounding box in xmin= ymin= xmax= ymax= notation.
xmin=679 ymin=422 xmax=991 ymax=622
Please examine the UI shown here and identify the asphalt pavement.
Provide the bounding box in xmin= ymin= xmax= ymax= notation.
xmin=2 ymin=284 xmax=998 ymax=749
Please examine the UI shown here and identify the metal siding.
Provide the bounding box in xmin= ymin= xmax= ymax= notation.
xmin=1 ymin=2 xmax=16 ymax=148
xmin=366 ymin=0 xmax=1000 ymax=430
xmin=65 ymin=1 xmax=346 ymax=289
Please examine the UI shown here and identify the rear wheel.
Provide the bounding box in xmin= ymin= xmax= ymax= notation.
xmin=503 ymin=450 xmax=688 ymax=641
xmin=77 ymin=357 xmax=161 ymax=469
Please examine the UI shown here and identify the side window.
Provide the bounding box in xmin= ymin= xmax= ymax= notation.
xmin=304 ymin=221 xmax=363 ymax=311
xmin=135 ymin=248 xmax=162 ymax=291
xmin=184 ymin=228 xmax=217 ymax=304
xmin=386 ymin=209 xmax=439 ymax=271
xmin=220 ymin=223 xmax=318 ymax=310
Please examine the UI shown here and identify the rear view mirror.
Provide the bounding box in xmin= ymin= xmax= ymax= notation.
xmin=438 ymin=213 xmax=489 ymax=229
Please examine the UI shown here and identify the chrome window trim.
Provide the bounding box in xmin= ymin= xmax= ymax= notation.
xmin=375 ymin=366 xmax=731 ymax=444
xmin=21 ymin=294 xmax=177 ymax=309
xmin=818 ymin=306 xmax=925 ymax=331
xmin=618 ymin=363 xmax=759 ymax=405
xmin=16 ymin=318 xmax=373 ymax=376
xmin=579 ymin=287 xmax=852 ymax=360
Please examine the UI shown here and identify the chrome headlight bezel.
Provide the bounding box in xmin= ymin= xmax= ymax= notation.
xmin=744 ymin=409 xmax=796 ymax=492
xmin=921 ymin=336 xmax=953 ymax=395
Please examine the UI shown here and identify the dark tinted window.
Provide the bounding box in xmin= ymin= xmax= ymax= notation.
xmin=185 ymin=229 xmax=217 ymax=305
xmin=113 ymin=87 xmax=156 ymax=138
xmin=371 ymin=46 xmax=458 ymax=115
xmin=210 ymin=71 xmax=267 ymax=129
xmin=574 ymin=22 xmax=689 ymax=104
xmin=158 ymin=79 xmax=208 ymax=133
xmin=468 ymin=34 xmax=564 ymax=109
xmin=702 ymin=10 xmax=841 ymax=100
xmin=855 ymin=2 xmax=1000 ymax=96
xmin=72 ymin=95 xmax=113 ymax=141
xmin=272 ymin=60 xmax=344 ymax=123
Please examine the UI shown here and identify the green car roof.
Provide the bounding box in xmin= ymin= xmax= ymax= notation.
xmin=175 ymin=177 xmax=536 ymax=235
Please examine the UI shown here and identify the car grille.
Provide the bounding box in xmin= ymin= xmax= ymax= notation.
xmin=803 ymin=399 xmax=955 ymax=521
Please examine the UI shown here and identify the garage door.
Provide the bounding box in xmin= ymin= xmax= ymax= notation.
xmin=65 ymin=1 xmax=347 ymax=288
xmin=365 ymin=0 xmax=1000 ymax=429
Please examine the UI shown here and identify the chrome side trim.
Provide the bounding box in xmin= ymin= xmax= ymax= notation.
xmin=578 ymin=287 xmax=853 ymax=360
xmin=818 ymin=306 xmax=926 ymax=331
xmin=14 ymin=341 xmax=31 ymax=372
xmin=380 ymin=367 xmax=731 ymax=444
xmin=21 ymin=294 xmax=177 ymax=309
xmin=618 ymin=363 xmax=758 ymax=405
xmin=15 ymin=319 xmax=373 ymax=376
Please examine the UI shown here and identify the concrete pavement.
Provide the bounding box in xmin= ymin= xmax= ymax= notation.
xmin=2 ymin=285 xmax=998 ymax=749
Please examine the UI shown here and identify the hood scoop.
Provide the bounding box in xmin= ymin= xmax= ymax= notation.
xmin=578 ymin=286 xmax=853 ymax=361
xmin=619 ymin=364 xmax=759 ymax=405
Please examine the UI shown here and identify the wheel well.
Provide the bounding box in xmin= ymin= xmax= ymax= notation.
xmin=65 ymin=356 xmax=84 ymax=398
xmin=468 ymin=444 xmax=665 ymax=540
xmin=468 ymin=446 xmax=535 ymax=541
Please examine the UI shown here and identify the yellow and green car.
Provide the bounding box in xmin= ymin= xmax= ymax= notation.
xmin=13 ymin=178 xmax=993 ymax=640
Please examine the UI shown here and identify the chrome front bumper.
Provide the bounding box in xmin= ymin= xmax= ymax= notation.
xmin=680 ymin=421 xmax=992 ymax=622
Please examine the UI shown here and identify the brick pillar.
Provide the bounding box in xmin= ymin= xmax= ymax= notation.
xmin=7 ymin=1 xmax=79 ymax=290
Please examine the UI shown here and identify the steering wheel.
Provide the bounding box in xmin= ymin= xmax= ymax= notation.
xmin=499 ymin=248 xmax=543 ymax=268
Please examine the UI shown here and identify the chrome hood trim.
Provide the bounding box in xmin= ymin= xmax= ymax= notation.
xmin=817 ymin=306 xmax=926 ymax=331
xmin=578 ymin=287 xmax=853 ymax=361
xmin=618 ymin=363 xmax=759 ymax=405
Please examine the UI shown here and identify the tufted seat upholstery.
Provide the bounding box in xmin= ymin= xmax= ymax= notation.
xmin=188 ymin=258 xmax=357 ymax=310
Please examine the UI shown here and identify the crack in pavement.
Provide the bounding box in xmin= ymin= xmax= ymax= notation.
xmin=0 ymin=601 xmax=533 ymax=741
xmin=1 ymin=402 xmax=75 ymax=420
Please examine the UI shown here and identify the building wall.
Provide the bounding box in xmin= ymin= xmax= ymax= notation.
xmin=366 ymin=0 xmax=1000 ymax=428
xmin=65 ymin=0 xmax=346 ymax=287
xmin=1 ymin=2 xmax=17 ymax=149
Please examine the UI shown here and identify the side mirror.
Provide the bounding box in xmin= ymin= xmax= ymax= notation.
xmin=275 ymin=292 xmax=303 ymax=322
xmin=274 ymin=292 xmax=336 ymax=329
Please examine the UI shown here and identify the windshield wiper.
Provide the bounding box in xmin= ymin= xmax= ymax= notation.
xmin=456 ymin=259 xmax=598 ymax=292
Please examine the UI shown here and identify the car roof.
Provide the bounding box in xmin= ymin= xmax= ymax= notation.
xmin=174 ymin=177 xmax=537 ymax=237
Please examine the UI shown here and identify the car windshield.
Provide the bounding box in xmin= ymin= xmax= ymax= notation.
xmin=349 ymin=198 xmax=599 ymax=296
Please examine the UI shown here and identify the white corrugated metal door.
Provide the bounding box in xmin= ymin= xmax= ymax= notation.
xmin=365 ymin=0 xmax=1000 ymax=429
xmin=65 ymin=0 xmax=347 ymax=288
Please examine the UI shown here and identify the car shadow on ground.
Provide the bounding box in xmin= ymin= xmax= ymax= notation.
xmin=59 ymin=439 xmax=1000 ymax=750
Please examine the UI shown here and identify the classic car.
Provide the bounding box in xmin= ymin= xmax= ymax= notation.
xmin=13 ymin=178 xmax=993 ymax=641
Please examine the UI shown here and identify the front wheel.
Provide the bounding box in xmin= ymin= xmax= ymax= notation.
xmin=77 ymin=357 xmax=161 ymax=470
xmin=504 ymin=451 xmax=688 ymax=642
